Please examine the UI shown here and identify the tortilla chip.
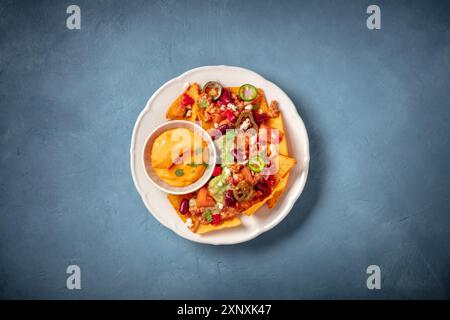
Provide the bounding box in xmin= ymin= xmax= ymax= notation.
xmin=261 ymin=94 xmax=289 ymax=206
xmin=267 ymin=174 xmax=289 ymax=208
xmin=197 ymin=217 xmax=241 ymax=234
xmin=267 ymin=114 xmax=288 ymax=156
xmin=273 ymin=154 xmax=296 ymax=180
xmin=258 ymin=88 xmax=269 ymax=113
xmin=166 ymin=83 xmax=200 ymax=121
xmin=265 ymin=153 xmax=294 ymax=211
xmin=228 ymin=87 xmax=240 ymax=96
xmin=242 ymin=182 xmax=283 ymax=215
xmin=257 ymin=89 xmax=288 ymax=160
xmin=167 ymin=194 xmax=241 ymax=234
xmin=167 ymin=194 xmax=188 ymax=222
xmin=243 ymin=155 xmax=295 ymax=215
xmin=242 ymin=199 xmax=267 ymax=216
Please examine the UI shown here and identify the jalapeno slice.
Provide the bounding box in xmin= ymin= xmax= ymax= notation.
xmin=232 ymin=181 xmax=254 ymax=202
xmin=248 ymin=156 xmax=265 ymax=173
xmin=203 ymin=81 xmax=223 ymax=101
xmin=239 ymin=84 xmax=258 ymax=101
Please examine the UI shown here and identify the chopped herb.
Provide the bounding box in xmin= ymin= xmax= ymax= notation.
xmin=252 ymin=104 xmax=260 ymax=110
xmin=199 ymin=97 xmax=209 ymax=108
xmin=175 ymin=169 xmax=184 ymax=177
xmin=204 ymin=209 xmax=213 ymax=223
xmin=187 ymin=162 xmax=209 ymax=168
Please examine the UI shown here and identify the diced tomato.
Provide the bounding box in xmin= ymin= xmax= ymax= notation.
xmin=196 ymin=187 xmax=216 ymax=207
xmin=211 ymin=214 xmax=221 ymax=225
xmin=267 ymin=175 xmax=276 ymax=186
xmin=225 ymin=109 xmax=236 ymax=123
xmin=213 ymin=112 xmax=226 ymax=124
xmin=240 ymin=167 xmax=254 ymax=185
xmin=253 ymin=112 xmax=269 ymax=125
xmin=212 ymin=166 xmax=222 ymax=177
xmin=219 ymin=89 xmax=232 ymax=105
xmin=181 ymin=93 xmax=195 ymax=106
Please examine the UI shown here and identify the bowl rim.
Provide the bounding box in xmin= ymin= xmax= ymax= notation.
xmin=141 ymin=120 xmax=217 ymax=195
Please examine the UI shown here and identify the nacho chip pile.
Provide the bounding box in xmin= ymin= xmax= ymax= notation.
xmin=165 ymin=82 xmax=296 ymax=233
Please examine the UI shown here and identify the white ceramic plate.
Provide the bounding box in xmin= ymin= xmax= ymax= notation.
xmin=130 ymin=66 xmax=310 ymax=245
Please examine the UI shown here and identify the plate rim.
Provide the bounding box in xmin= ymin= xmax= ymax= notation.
xmin=130 ymin=65 xmax=310 ymax=245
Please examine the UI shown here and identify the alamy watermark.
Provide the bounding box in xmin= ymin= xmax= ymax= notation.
xmin=367 ymin=5 xmax=381 ymax=30
xmin=366 ymin=265 xmax=381 ymax=290
xmin=66 ymin=265 xmax=81 ymax=290
xmin=66 ymin=5 xmax=81 ymax=30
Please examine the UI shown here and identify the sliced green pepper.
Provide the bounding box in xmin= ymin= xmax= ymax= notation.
xmin=239 ymin=84 xmax=258 ymax=101
xmin=248 ymin=156 xmax=265 ymax=173
xmin=232 ymin=181 xmax=254 ymax=202
xmin=203 ymin=81 xmax=223 ymax=101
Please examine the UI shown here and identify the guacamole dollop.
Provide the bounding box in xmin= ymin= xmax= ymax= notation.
xmin=207 ymin=169 xmax=229 ymax=203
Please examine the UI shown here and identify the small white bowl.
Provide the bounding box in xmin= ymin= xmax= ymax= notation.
xmin=142 ymin=120 xmax=216 ymax=195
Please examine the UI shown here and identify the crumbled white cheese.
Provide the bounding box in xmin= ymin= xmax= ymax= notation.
xmin=214 ymin=122 xmax=218 ymax=128
xmin=244 ymin=104 xmax=253 ymax=110
xmin=217 ymin=203 xmax=223 ymax=209
xmin=185 ymin=218 xmax=193 ymax=228
xmin=183 ymin=82 xmax=190 ymax=90
xmin=240 ymin=118 xmax=251 ymax=130
xmin=243 ymin=159 xmax=249 ymax=165
xmin=227 ymin=103 xmax=237 ymax=111
xmin=220 ymin=105 xmax=225 ymax=111
xmin=217 ymin=181 xmax=223 ymax=187
xmin=185 ymin=110 xmax=192 ymax=117
xmin=223 ymin=167 xmax=231 ymax=176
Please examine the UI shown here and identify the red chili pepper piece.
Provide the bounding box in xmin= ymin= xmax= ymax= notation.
xmin=211 ymin=214 xmax=221 ymax=225
xmin=254 ymin=112 xmax=269 ymax=125
xmin=212 ymin=166 xmax=222 ymax=177
xmin=219 ymin=89 xmax=232 ymax=105
xmin=225 ymin=109 xmax=236 ymax=123
xmin=181 ymin=93 xmax=194 ymax=106
xmin=267 ymin=175 xmax=276 ymax=186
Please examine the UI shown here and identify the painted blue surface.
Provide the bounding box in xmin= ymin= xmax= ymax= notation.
xmin=0 ymin=0 xmax=449 ymax=299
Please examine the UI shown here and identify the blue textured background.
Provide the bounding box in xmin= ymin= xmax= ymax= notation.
xmin=1 ymin=0 xmax=449 ymax=299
